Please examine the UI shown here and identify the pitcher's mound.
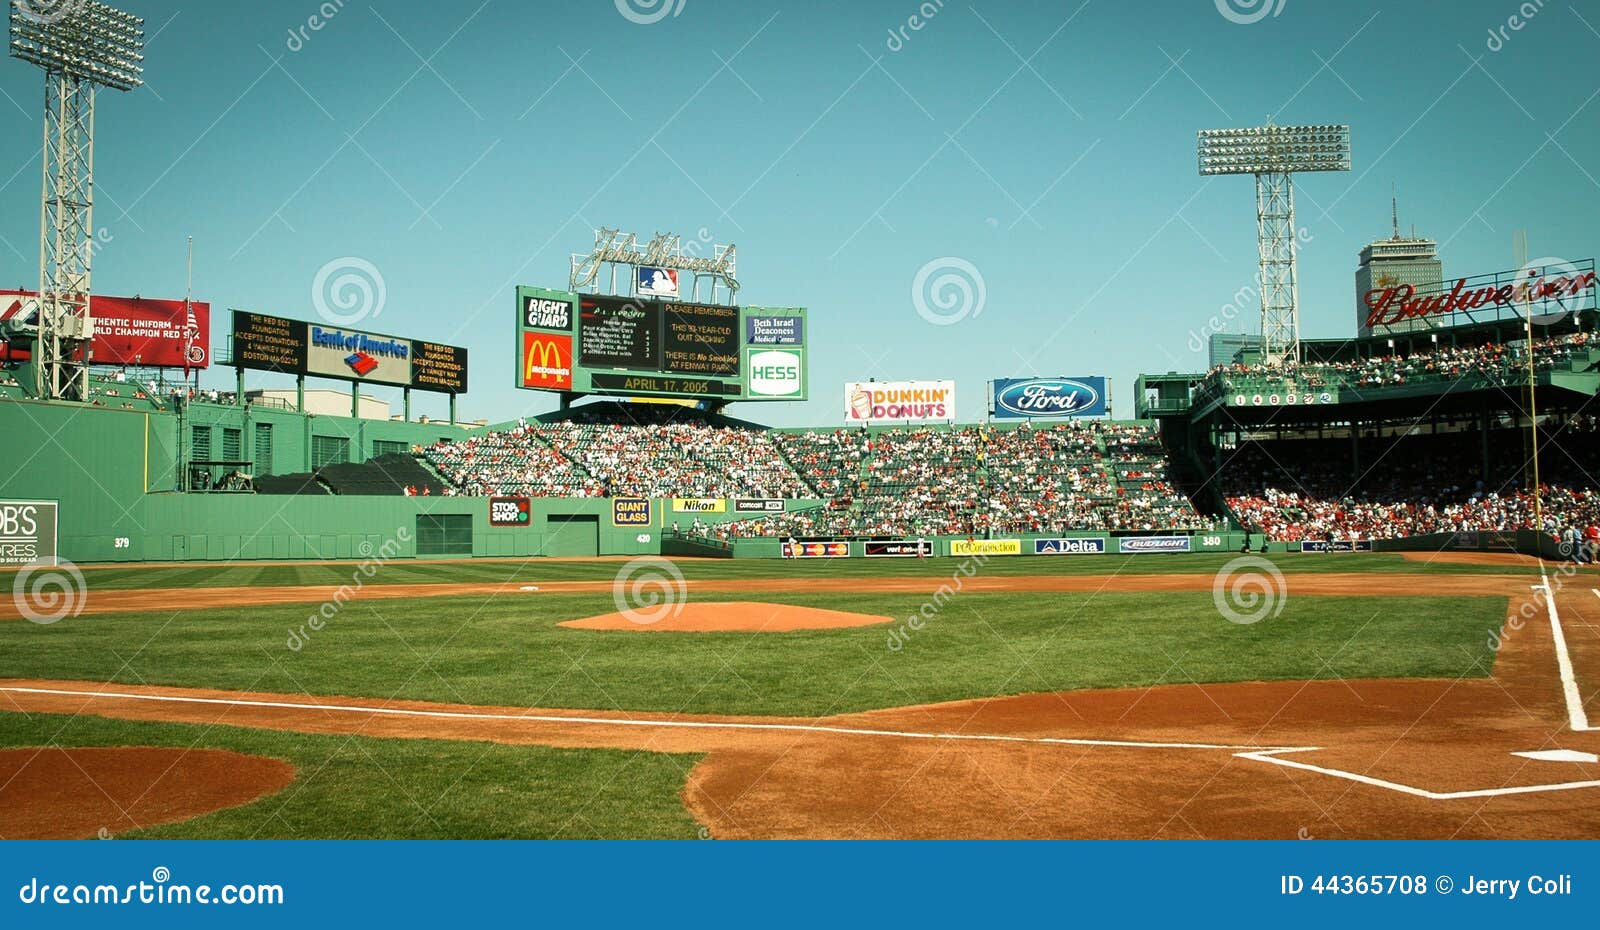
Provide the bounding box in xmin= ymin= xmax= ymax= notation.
xmin=0 ymin=746 xmax=294 ymax=839
xmin=560 ymin=601 xmax=893 ymax=632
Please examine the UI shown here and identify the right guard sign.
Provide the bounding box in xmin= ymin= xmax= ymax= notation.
xmin=0 ymin=501 xmax=58 ymax=566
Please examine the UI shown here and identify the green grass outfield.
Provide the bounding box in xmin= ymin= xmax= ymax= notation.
xmin=1 ymin=590 xmax=1505 ymax=717
xmin=15 ymin=550 xmax=1577 ymax=592
xmin=0 ymin=556 xmax=1516 ymax=838
xmin=0 ymin=713 xmax=700 ymax=839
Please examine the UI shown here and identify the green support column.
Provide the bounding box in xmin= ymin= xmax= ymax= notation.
xmin=235 ymin=367 xmax=245 ymax=406
xmin=296 ymin=376 xmax=305 ymax=413
xmin=352 ymin=388 xmax=359 ymax=420
xmin=403 ymin=388 xmax=411 ymax=423
xmin=449 ymin=394 xmax=457 ymax=427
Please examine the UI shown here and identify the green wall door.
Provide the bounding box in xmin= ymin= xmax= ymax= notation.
xmin=542 ymin=515 xmax=599 ymax=558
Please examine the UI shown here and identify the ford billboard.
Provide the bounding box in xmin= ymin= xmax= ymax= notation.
xmin=992 ymin=377 xmax=1108 ymax=419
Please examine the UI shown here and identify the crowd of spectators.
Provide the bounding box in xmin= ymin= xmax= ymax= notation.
xmin=422 ymin=411 xmax=1215 ymax=539
xmin=422 ymin=420 xmax=601 ymax=498
xmin=422 ymin=414 xmax=811 ymax=500
xmin=1222 ymin=420 xmax=1600 ymax=541
xmin=1202 ymin=332 xmax=1598 ymax=401
xmin=717 ymin=422 xmax=1214 ymax=539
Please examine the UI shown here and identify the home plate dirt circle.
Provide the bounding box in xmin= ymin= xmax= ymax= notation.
xmin=0 ymin=746 xmax=295 ymax=839
xmin=559 ymin=601 xmax=894 ymax=632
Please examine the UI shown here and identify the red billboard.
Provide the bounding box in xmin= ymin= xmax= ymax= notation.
xmin=521 ymin=331 xmax=573 ymax=390
xmin=0 ymin=290 xmax=210 ymax=369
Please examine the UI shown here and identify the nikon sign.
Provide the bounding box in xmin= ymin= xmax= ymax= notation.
xmin=0 ymin=501 xmax=58 ymax=566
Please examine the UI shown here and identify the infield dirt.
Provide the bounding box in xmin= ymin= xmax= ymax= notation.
xmin=3 ymin=568 xmax=1597 ymax=838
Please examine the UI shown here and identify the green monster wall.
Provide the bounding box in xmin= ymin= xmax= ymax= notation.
xmin=0 ymin=396 xmax=674 ymax=563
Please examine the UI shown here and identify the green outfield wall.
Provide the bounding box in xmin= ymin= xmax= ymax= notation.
xmin=0 ymin=395 xmax=1239 ymax=565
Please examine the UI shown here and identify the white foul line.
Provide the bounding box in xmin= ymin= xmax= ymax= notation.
xmin=7 ymin=682 xmax=1600 ymax=802
xmin=1536 ymin=576 xmax=1590 ymax=731
xmin=1238 ymin=749 xmax=1600 ymax=801
xmin=0 ymin=686 xmax=1265 ymax=752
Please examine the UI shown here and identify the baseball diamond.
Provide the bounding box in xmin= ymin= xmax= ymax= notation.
xmin=0 ymin=0 xmax=1598 ymax=854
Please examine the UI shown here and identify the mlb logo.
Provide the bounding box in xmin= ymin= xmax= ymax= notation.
xmin=636 ymin=267 xmax=679 ymax=298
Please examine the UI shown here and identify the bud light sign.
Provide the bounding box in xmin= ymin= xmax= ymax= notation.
xmin=992 ymin=377 xmax=1107 ymax=419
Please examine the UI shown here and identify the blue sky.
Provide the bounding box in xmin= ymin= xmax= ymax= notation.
xmin=2 ymin=0 xmax=1596 ymax=425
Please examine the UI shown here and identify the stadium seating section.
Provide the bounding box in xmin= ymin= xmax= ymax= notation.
xmin=222 ymin=331 xmax=1600 ymax=542
xmin=421 ymin=410 xmax=1213 ymax=538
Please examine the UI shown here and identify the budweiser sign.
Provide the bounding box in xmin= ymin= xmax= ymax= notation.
xmin=1364 ymin=267 xmax=1597 ymax=328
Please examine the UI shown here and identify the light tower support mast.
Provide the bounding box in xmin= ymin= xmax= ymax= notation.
xmin=1198 ymin=123 xmax=1351 ymax=368
xmin=9 ymin=1 xmax=145 ymax=402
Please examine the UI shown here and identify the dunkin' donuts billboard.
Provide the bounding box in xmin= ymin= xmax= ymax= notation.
xmin=844 ymin=381 xmax=956 ymax=424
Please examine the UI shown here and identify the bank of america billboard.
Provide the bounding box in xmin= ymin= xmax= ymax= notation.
xmin=990 ymin=377 xmax=1108 ymax=419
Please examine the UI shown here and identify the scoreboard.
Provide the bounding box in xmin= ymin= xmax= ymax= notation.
xmin=232 ymin=310 xmax=469 ymax=394
xmin=516 ymin=286 xmax=806 ymax=402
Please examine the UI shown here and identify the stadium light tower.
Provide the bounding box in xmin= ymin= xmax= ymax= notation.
xmin=10 ymin=1 xmax=145 ymax=402
xmin=1198 ymin=123 xmax=1350 ymax=367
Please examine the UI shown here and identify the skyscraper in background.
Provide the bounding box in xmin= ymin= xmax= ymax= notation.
xmin=1355 ymin=195 xmax=1444 ymax=338
xmin=1208 ymin=332 xmax=1261 ymax=368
